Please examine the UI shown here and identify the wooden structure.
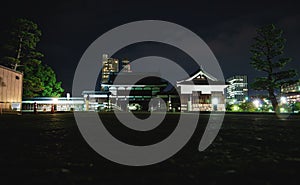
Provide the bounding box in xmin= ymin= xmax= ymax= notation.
xmin=176 ymin=69 xmax=228 ymax=111
xmin=0 ymin=65 xmax=23 ymax=112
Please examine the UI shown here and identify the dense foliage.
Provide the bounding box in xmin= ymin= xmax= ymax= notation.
xmin=0 ymin=18 xmax=64 ymax=97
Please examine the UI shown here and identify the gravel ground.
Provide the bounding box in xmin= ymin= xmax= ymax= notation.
xmin=0 ymin=112 xmax=300 ymax=185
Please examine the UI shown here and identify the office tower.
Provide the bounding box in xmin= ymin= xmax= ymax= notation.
xmin=226 ymin=75 xmax=248 ymax=103
xmin=101 ymin=54 xmax=119 ymax=84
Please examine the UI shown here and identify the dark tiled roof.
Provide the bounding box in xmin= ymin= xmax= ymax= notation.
xmin=178 ymin=79 xmax=228 ymax=85
xmin=177 ymin=68 xmax=229 ymax=85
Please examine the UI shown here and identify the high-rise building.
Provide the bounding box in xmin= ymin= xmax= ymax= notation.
xmin=101 ymin=54 xmax=119 ymax=84
xmin=121 ymin=59 xmax=131 ymax=72
xmin=226 ymin=75 xmax=248 ymax=103
xmin=281 ymin=80 xmax=300 ymax=103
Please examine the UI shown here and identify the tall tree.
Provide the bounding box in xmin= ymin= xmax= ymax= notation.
xmin=1 ymin=18 xmax=64 ymax=98
xmin=250 ymin=24 xmax=297 ymax=111
xmin=1 ymin=18 xmax=42 ymax=70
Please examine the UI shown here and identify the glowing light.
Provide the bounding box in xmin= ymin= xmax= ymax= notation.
xmin=52 ymin=98 xmax=58 ymax=104
xmin=280 ymin=107 xmax=286 ymax=113
xmin=233 ymin=105 xmax=239 ymax=111
xmin=253 ymin=99 xmax=260 ymax=108
xmin=212 ymin=98 xmax=218 ymax=105
xmin=280 ymin=97 xmax=287 ymax=104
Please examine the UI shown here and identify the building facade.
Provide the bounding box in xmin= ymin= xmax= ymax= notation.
xmin=121 ymin=59 xmax=131 ymax=72
xmin=176 ymin=69 xmax=228 ymax=111
xmin=101 ymin=54 xmax=119 ymax=84
xmin=0 ymin=65 xmax=23 ymax=112
xmin=226 ymin=75 xmax=248 ymax=104
xmin=281 ymin=80 xmax=300 ymax=103
xmin=22 ymin=97 xmax=85 ymax=112
xmin=102 ymin=72 xmax=167 ymax=111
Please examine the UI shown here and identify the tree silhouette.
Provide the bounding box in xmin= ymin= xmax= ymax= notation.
xmin=250 ymin=24 xmax=297 ymax=111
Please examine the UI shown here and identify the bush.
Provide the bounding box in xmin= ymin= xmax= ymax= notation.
xmin=294 ymin=102 xmax=300 ymax=111
xmin=239 ymin=102 xmax=256 ymax=112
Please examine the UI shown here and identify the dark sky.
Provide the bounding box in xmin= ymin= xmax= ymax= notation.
xmin=1 ymin=0 xmax=299 ymax=95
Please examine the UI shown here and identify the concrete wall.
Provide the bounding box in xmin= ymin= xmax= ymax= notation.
xmin=0 ymin=65 xmax=23 ymax=111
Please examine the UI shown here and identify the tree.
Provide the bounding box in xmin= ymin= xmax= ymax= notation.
xmin=1 ymin=18 xmax=64 ymax=98
xmin=1 ymin=18 xmax=42 ymax=70
xmin=22 ymin=60 xmax=44 ymax=97
xmin=294 ymin=102 xmax=300 ymax=112
xmin=38 ymin=65 xmax=64 ymax=97
xmin=250 ymin=24 xmax=297 ymax=111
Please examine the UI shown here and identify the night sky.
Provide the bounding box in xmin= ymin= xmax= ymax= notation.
xmin=1 ymin=0 xmax=299 ymax=95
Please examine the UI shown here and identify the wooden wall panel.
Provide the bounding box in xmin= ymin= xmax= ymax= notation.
xmin=0 ymin=66 xmax=23 ymax=111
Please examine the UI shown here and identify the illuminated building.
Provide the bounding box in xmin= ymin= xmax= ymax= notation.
xmin=102 ymin=72 xmax=167 ymax=111
xmin=226 ymin=75 xmax=248 ymax=104
xmin=101 ymin=54 xmax=119 ymax=84
xmin=176 ymin=69 xmax=228 ymax=111
xmin=121 ymin=59 xmax=131 ymax=72
xmin=0 ymin=65 xmax=23 ymax=112
xmin=281 ymin=80 xmax=300 ymax=103
xmin=100 ymin=55 xmax=167 ymax=111
xmin=22 ymin=97 xmax=85 ymax=112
